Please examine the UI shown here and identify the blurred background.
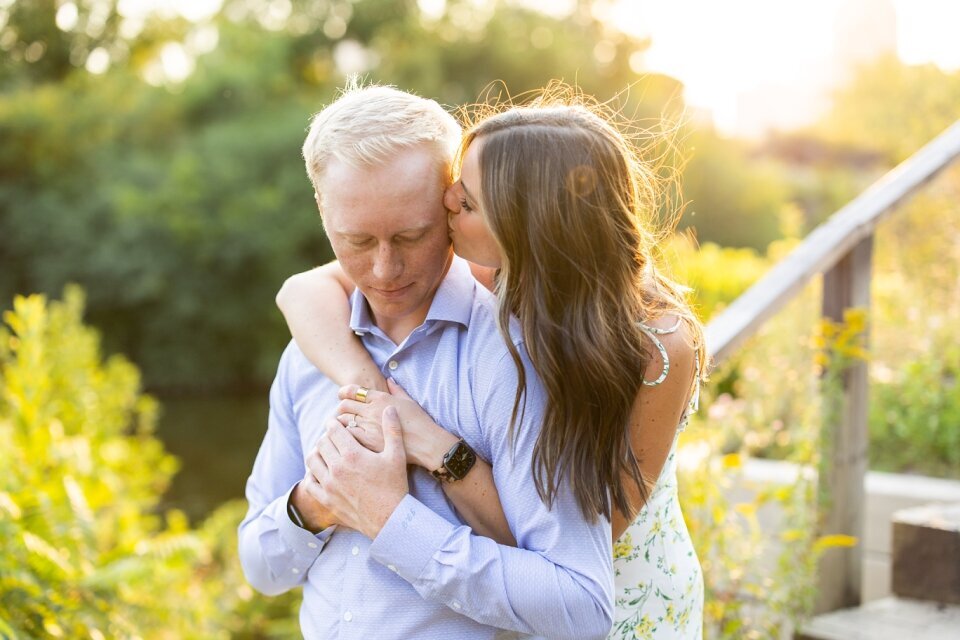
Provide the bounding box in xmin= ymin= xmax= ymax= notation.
xmin=1 ymin=0 xmax=958 ymax=637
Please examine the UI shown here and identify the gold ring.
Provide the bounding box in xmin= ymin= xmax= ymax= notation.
xmin=355 ymin=386 xmax=369 ymax=403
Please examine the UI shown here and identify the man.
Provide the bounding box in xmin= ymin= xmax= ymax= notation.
xmin=238 ymin=84 xmax=613 ymax=639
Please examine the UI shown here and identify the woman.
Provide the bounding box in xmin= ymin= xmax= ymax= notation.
xmin=278 ymin=93 xmax=705 ymax=639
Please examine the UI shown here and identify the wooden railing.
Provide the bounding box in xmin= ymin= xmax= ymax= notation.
xmin=703 ymin=119 xmax=960 ymax=612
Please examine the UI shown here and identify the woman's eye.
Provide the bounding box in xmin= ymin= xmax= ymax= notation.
xmin=459 ymin=198 xmax=473 ymax=213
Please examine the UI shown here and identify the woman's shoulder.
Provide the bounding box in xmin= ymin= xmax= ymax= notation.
xmin=637 ymin=314 xmax=698 ymax=390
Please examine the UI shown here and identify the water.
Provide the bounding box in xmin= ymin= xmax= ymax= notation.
xmin=155 ymin=392 xmax=270 ymax=523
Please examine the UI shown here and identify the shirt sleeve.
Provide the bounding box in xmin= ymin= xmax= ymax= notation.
xmin=368 ymin=347 xmax=615 ymax=640
xmin=237 ymin=345 xmax=336 ymax=596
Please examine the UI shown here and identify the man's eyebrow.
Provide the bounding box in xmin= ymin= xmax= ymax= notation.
xmin=395 ymin=224 xmax=432 ymax=236
xmin=335 ymin=230 xmax=370 ymax=239
xmin=335 ymin=225 xmax=431 ymax=239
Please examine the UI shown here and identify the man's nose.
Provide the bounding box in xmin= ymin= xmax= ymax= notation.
xmin=372 ymin=242 xmax=403 ymax=282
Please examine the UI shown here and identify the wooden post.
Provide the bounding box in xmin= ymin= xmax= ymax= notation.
xmin=816 ymin=234 xmax=873 ymax=612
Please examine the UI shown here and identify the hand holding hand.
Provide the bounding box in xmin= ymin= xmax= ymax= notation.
xmin=337 ymin=379 xmax=459 ymax=470
xmin=305 ymin=407 xmax=409 ymax=540
xmin=292 ymin=468 xmax=341 ymax=533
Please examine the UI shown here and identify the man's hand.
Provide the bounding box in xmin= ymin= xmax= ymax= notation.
xmin=291 ymin=469 xmax=340 ymax=533
xmin=307 ymin=406 xmax=409 ymax=540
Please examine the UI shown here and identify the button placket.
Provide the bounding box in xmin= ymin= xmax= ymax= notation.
xmin=340 ymin=536 xmax=362 ymax=629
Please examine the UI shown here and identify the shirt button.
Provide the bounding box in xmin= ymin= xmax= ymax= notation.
xmin=307 ymin=542 xmax=318 ymax=549
xmin=388 ymin=360 xmax=399 ymax=370
xmin=351 ymin=545 xmax=359 ymax=556
xmin=354 ymin=330 xmax=366 ymax=336
xmin=343 ymin=611 xmax=353 ymax=622
xmin=452 ymin=601 xmax=462 ymax=610
xmin=291 ymin=568 xmax=300 ymax=574
xmin=387 ymin=564 xmax=398 ymax=573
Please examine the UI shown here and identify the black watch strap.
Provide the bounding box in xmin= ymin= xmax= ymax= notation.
xmin=288 ymin=497 xmax=307 ymax=529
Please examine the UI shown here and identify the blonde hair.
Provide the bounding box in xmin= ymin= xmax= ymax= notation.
xmin=459 ymin=88 xmax=705 ymax=522
xmin=302 ymin=79 xmax=461 ymax=196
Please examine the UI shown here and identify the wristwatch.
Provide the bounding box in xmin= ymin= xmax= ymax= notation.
xmin=288 ymin=497 xmax=308 ymax=529
xmin=431 ymin=438 xmax=477 ymax=483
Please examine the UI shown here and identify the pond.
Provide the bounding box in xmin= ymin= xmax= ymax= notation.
xmin=156 ymin=393 xmax=270 ymax=523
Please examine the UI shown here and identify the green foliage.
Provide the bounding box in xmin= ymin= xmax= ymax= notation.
xmin=867 ymin=166 xmax=960 ymax=479
xmin=818 ymin=55 xmax=960 ymax=163
xmin=679 ymin=130 xmax=791 ymax=250
xmin=662 ymin=234 xmax=772 ymax=320
xmin=870 ymin=341 xmax=960 ymax=477
xmin=680 ymin=297 xmax=823 ymax=638
xmin=0 ymin=288 xmax=299 ymax=638
xmin=0 ymin=0 xmax=796 ymax=390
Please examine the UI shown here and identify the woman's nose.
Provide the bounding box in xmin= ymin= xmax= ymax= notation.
xmin=442 ymin=184 xmax=461 ymax=214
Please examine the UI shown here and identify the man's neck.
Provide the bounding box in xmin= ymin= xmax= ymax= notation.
xmin=375 ymin=311 xmax=428 ymax=346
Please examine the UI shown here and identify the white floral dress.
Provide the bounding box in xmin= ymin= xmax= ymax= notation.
xmin=609 ymin=319 xmax=703 ymax=639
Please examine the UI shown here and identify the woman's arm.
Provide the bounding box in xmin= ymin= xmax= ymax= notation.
xmin=276 ymin=261 xmax=387 ymax=392
xmin=612 ymin=320 xmax=698 ymax=541
xmin=278 ymin=261 xmax=515 ymax=546
xmin=337 ymin=381 xmax=517 ymax=547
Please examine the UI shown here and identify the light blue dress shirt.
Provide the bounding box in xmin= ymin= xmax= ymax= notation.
xmin=238 ymin=256 xmax=614 ymax=639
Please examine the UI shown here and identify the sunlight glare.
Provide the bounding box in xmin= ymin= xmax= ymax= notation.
xmin=418 ymin=0 xmax=447 ymax=22
xmin=160 ymin=42 xmax=194 ymax=83
xmin=85 ymin=47 xmax=110 ymax=74
xmin=894 ymin=0 xmax=960 ymax=71
xmin=118 ymin=0 xmax=222 ymax=23
xmin=608 ymin=0 xmax=960 ymax=135
xmin=55 ymin=2 xmax=79 ymax=31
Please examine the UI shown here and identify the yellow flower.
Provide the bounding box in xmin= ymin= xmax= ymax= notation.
xmin=843 ymin=308 xmax=867 ymax=334
xmin=613 ymin=532 xmax=633 ymax=559
xmin=634 ymin=616 xmax=655 ymax=638
xmin=721 ymin=452 xmax=742 ymax=469
xmin=813 ymin=534 xmax=858 ymax=553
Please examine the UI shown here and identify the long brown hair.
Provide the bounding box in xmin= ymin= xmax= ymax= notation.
xmin=459 ymin=92 xmax=705 ymax=522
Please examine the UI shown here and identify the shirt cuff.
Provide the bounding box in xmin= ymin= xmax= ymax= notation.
xmin=368 ymin=494 xmax=456 ymax=586
xmin=276 ymin=484 xmax=337 ymax=558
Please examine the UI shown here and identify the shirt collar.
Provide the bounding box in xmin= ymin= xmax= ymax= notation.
xmin=349 ymin=255 xmax=476 ymax=335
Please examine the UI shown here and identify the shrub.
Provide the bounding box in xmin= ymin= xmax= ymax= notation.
xmin=0 ymin=287 xmax=298 ymax=639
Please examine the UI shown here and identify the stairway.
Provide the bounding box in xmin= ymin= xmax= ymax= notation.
xmin=796 ymin=503 xmax=960 ymax=640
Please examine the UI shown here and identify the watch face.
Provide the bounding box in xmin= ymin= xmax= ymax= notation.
xmin=445 ymin=441 xmax=477 ymax=480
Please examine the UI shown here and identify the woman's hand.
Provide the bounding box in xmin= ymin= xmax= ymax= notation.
xmin=336 ymin=379 xmax=460 ymax=471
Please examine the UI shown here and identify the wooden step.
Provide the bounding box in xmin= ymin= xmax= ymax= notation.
xmin=795 ymin=597 xmax=960 ymax=640
xmin=892 ymin=502 xmax=960 ymax=604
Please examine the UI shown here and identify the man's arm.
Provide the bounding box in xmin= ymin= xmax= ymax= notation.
xmin=237 ymin=345 xmax=337 ymax=596
xmin=366 ymin=348 xmax=615 ymax=640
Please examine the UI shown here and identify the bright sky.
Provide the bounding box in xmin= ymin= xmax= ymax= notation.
xmin=110 ymin=0 xmax=960 ymax=135
xmin=604 ymin=0 xmax=960 ymax=134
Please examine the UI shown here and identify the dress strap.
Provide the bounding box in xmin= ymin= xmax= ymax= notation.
xmin=637 ymin=318 xmax=702 ymax=431
xmin=637 ymin=318 xmax=681 ymax=387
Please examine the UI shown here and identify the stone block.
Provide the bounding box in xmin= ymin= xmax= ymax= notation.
xmin=891 ymin=502 xmax=960 ymax=605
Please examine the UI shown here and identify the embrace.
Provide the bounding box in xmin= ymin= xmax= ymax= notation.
xmin=238 ymin=82 xmax=705 ymax=639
